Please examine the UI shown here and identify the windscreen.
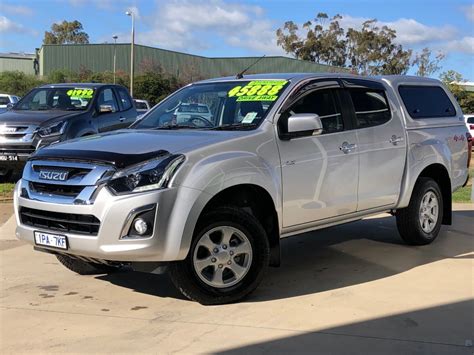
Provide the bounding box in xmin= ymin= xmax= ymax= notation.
xmin=15 ymin=87 xmax=95 ymax=111
xmin=133 ymin=80 xmax=289 ymax=130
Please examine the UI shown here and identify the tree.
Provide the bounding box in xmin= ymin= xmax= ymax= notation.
xmin=276 ymin=13 xmax=347 ymax=66
xmin=413 ymin=48 xmax=445 ymax=77
xmin=440 ymin=70 xmax=474 ymax=113
xmin=276 ymin=14 xmax=412 ymax=75
xmin=345 ymin=20 xmax=411 ymax=75
xmin=43 ymin=20 xmax=89 ymax=45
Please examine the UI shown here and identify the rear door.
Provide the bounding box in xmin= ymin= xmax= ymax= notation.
xmin=277 ymin=79 xmax=359 ymax=227
xmin=115 ymin=87 xmax=138 ymax=128
xmin=342 ymin=79 xmax=406 ymax=211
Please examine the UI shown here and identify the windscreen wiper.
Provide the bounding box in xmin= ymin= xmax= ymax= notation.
xmin=210 ymin=123 xmax=259 ymax=131
xmin=154 ymin=124 xmax=201 ymax=130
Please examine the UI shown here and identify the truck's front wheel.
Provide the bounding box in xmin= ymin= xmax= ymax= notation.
xmin=168 ymin=207 xmax=270 ymax=305
xmin=396 ymin=177 xmax=443 ymax=245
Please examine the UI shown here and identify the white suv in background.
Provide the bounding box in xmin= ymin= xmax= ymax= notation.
xmin=0 ymin=94 xmax=20 ymax=109
xmin=465 ymin=115 xmax=474 ymax=149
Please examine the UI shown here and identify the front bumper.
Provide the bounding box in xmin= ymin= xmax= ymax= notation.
xmin=14 ymin=182 xmax=203 ymax=262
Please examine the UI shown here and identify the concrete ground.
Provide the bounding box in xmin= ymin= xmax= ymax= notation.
xmin=0 ymin=204 xmax=473 ymax=354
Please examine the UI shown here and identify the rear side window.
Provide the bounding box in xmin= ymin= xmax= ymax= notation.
xmin=117 ymin=88 xmax=132 ymax=111
xmin=398 ymin=86 xmax=456 ymax=119
xmin=468 ymin=117 xmax=474 ymax=124
xmin=290 ymin=89 xmax=344 ymax=134
xmin=349 ymin=89 xmax=391 ymax=128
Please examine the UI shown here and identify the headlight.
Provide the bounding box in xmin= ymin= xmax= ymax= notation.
xmin=107 ymin=154 xmax=185 ymax=194
xmin=37 ymin=121 xmax=67 ymax=137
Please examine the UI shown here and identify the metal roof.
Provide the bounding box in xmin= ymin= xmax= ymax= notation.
xmin=40 ymin=83 xmax=112 ymax=88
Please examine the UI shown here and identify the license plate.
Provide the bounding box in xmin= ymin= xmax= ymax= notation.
xmin=34 ymin=231 xmax=68 ymax=250
xmin=0 ymin=154 xmax=18 ymax=161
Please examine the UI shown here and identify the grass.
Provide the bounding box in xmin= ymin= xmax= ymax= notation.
xmin=452 ymin=167 xmax=473 ymax=203
xmin=0 ymin=182 xmax=15 ymax=201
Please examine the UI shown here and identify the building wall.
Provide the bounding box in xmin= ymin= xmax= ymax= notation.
xmin=0 ymin=56 xmax=36 ymax=75
xmin=39 ymin=44 xmax=348 ymax=79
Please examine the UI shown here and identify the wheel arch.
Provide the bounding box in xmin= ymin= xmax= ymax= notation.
xmin=417 ymin=164 xmax=452 ymax=225
xmin=188 ymin=184 xmax=281 ymax=267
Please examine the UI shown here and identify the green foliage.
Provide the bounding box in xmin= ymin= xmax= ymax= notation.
xmin=134 ymin=70 xmax=180 ymax=105
xmin=0 ymin=71 xmax=46 ymax=96
xmin=413 ymin=48 xmax=445 ymax=77
xmin=277 ymin=14 xmax=412 ymax=75
xmin=43 ymin=20 xmax=89 ymax=45
xmin=440 ymin=70 xmax=474 ymax=113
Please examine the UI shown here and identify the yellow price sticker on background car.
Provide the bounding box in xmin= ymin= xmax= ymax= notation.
xmin=66 ymin=88 xmax=94 ymax=99
xmin=228 ymin=80 xmax=288 ymax=102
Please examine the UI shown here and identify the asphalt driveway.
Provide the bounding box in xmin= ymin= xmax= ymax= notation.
xmin=0 ymin=203 xmax=472 ymax=354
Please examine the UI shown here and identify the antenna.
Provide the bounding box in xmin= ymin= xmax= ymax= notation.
xmin=236 ymin=55 xmax=266 ymax=79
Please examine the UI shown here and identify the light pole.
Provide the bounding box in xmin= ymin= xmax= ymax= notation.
xmin=112 ymin=35 xmax=118 ymax=84
xmin=125 ymin=11 xmax=135 ymax=97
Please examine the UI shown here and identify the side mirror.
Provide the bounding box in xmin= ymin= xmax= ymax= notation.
xmin=99 ymin=104 xmax=113 ymax=114
xmin=6 ymin=103 xmax=14 ymax=110
xmin=285 ymin=113 xmax=323 ymax=139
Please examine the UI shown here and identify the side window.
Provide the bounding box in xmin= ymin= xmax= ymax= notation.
xmin=97 ymin=88 xmax=118 ymax=112
xmin=398 ymin=85 xmax=456 ymax=119
xmin=349 ymin=89 xmax=391 ymax=128
xmin=117 ymin=88 xmax=132 ymax=111
xmin=289 ymin=89 xmax=344 ymax=134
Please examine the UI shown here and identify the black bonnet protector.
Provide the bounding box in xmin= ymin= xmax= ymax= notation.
xmin=29 ymin=148 xmax=170 ymax=169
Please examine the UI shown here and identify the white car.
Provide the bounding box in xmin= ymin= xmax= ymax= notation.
xmin=465 ymin=114 xmax=474 ymax=139
xmin=0 ymin=94 xmax=20 ymax=109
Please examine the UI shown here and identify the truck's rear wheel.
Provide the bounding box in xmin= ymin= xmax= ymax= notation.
xmin=396 ymin=178 xmax=443 ymax=245
xmin=168 ymin=207 xmax=269 ymax=305
xmin=56 ymin=254 xmax=119 ymax=275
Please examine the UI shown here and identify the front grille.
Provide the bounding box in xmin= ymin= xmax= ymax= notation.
xmin=29 ymin=182 xmax=84 ymax=197
xmin=0 ymin=145 xmax=36 ymax=154
xmin=20 ymin=207 xmax=100 ymax=236
xmin=32 ymin=166 xmax=92 ymax=180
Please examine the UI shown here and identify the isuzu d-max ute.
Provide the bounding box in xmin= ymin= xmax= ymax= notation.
xmin=14 ymin=74 xmax=470 ymax=304
xmin=0 ymin=83 xmax=136 ymax=176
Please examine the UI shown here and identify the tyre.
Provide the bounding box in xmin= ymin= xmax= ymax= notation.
xmin=168 ymin=206 xmax=270 ymax=305
xmin=56 ymin=254 xmax=119 ymax=275
xmin=396 ymin=177 xmax=443 ymax=245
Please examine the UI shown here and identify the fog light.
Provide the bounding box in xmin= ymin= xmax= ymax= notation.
xmin=133 ymin=218 xmax=148 ymax=235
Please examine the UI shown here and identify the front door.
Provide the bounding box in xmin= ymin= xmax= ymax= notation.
xmin=96 ymin=87 xmax=123 ymax=132
xmin=277 ymin=80 xmax=359 ymax=227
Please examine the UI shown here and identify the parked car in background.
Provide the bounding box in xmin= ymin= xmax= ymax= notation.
xmin=174 ymin=103 xmax=213 ymax=125
xmin=14 ymin=74 xmax=470 ymax=304
xmin=465 ymin=114 xmax=474 ymax=149
xmin=0 ymin=94 xmax=21 ymax=112
xmin=0 ymin=83 xmax=137 ymax=176
xmin=133 ymin=99 xmax=151 ymax=115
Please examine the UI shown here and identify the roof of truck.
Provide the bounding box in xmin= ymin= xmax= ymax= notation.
xmin=39 ymin=83 xmax=113 ymax=89
xmin=198 ymin=73 xmax=443 ymax=86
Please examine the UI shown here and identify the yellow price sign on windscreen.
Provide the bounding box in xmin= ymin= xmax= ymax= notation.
xmin=228 ymin=80 xmax=288 ymax=102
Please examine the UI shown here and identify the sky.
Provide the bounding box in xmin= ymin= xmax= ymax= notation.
xmin=0 ymin=0 xmax=473 ymax=80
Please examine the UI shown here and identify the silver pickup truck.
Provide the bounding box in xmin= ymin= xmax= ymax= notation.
xmin=14 ymin=74 xmax=470 ymax=304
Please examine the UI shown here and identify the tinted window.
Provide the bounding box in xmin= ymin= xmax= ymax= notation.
xmin=0 ymin=97 xmax=10 ymax=105
xmin=399 ymin=86 xmax=456 ymax=119
xmin=467 ymin=117 xmax=474 ymax=124
xmin=349 ymin=89 xmax=391 ymax=128
xmin=117 ymin=88 xmax=132 ymax=111
xmin=134 ymin=101 xmax=148 ymax=110
xmin=97 ymin=88 xmax=118 ymax=112
xmin=290 ymin=89 xmax=344 ymax=134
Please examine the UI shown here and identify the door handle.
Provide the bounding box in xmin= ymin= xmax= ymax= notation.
xmin=389 ymin=135 xmax=404 ymax=145
xmin=339 ymin=141 xmax=357 ymax=154
xmin=119 ymin=117 xmax=126 ymax=122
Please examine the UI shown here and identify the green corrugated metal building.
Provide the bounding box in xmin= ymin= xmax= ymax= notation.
xmin=38 ymin=44 xmax=347 ymax=79
xmin=0 ymin=53 xmax=37 ymax=75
